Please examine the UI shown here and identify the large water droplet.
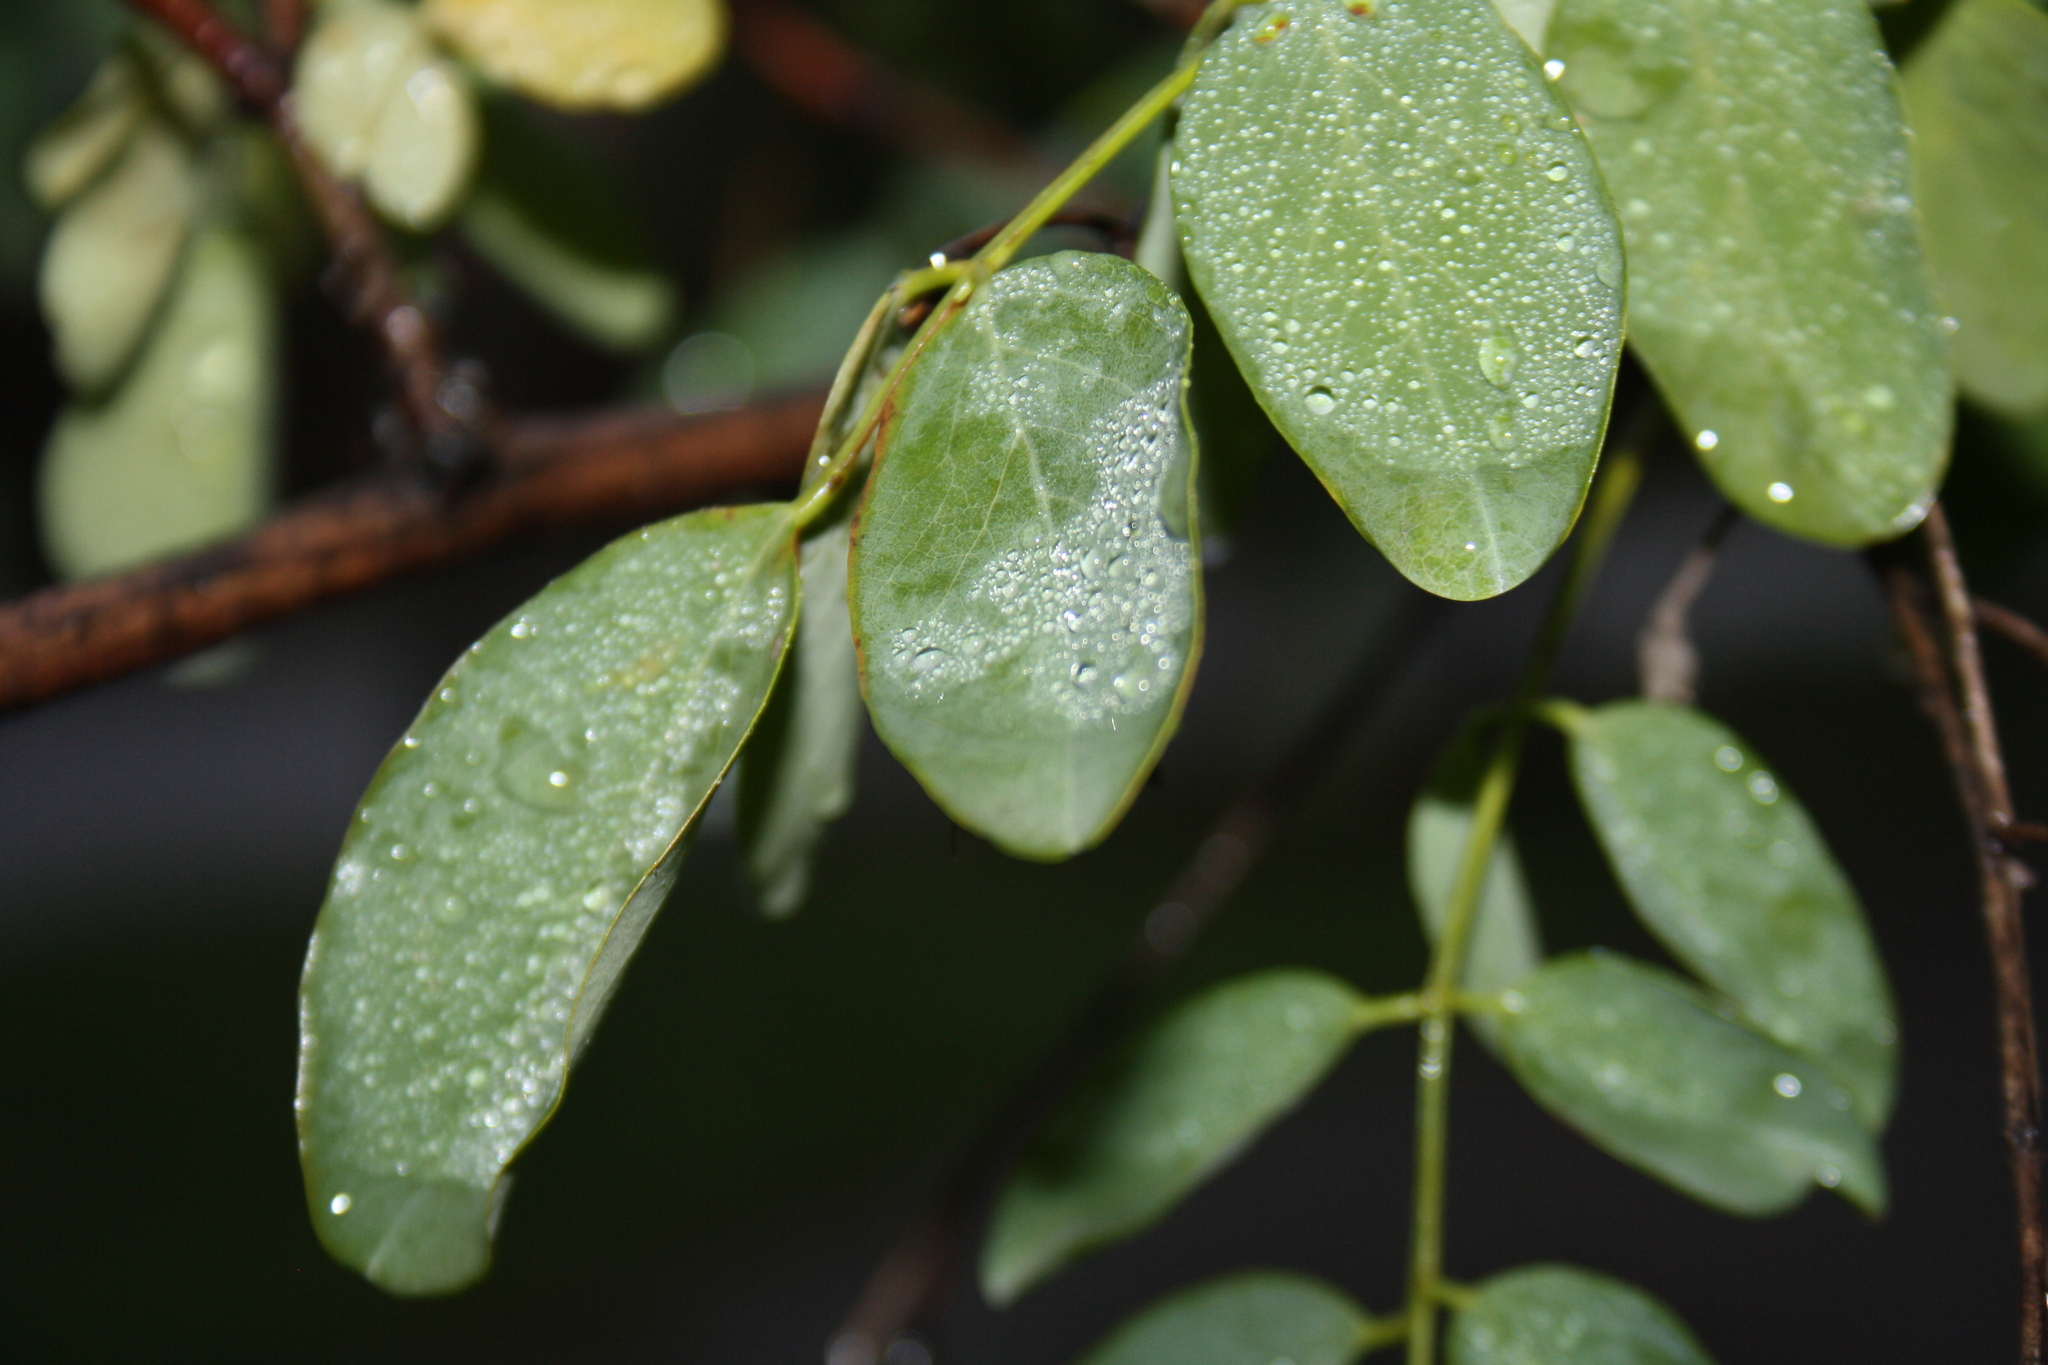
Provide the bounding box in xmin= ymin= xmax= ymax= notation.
xmin=1304 ymin=385 xmax=1336 ymax=415
xmin=496 ymin=721 xmax=587 ymax=813
xmin=1477 ymin=335 xmax=1519 ymax=388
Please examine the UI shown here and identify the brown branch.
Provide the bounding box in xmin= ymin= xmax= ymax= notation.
xmin=1636 ymin=503 xmax=1737 ymax=705
xmin=127 ymin=0 xmax=467 ymax=460
xmin=1882 ymin=511 xmax=2046 ymax=1365
xmin=823 ymin=591 xmax=1444 ymax=1365
xmin=1980 ymin=598 xmax=2048 ymax=679
xmin=0 ymin=394 xmax=823 ymax=714
xmin=258 ymin=0 xmax=306 ymax=57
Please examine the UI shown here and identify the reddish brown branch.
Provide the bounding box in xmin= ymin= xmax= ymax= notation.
xmin=1883 ymin=513 xmax=2046 ymax=1365
xmin=1636 ymin=503 xmax=1737 ymax=705
xmin=127 ymin=0 xmax=465 ymax=455
xmin=1980 ymin=598 xmax=2048 ymax=679
xmin=0 ymin=394 xmax=823 ymax=713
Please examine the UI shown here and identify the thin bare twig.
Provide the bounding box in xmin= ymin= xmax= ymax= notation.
xmin=1882 ymin=511 xmax=2047 ymax=1365
xmin=824 ymin=592 xmax=1444 ymax=1365
xmin=0 ymin=394 xmax=823 ymax=714
xmin=1636 ymin=503 xmax=1737 ymax=705
xmin=1979 ymin=598 xmax=2048 ymax=679
xmin=126 ymin=0 xmax=469 ymax=461
xmin=258 ymin=0 xmax=306 ymax=56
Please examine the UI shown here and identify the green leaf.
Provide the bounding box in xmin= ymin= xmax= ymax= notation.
xmin=1409 ymin=724 xmax=1544 ymax=1041
xmin=1493 ymin=0 xmax=1559 ymax=51
xmin=1900 ymin=0 xmax=2048 ymax=418
xmin=1449 ymin=1264 xmax=1716 ymax=1365
xmin=737 ymin=514 xmax=863 ymax=917
xmin=1563 ymin=701 xmax=1896 ymax=1127
xmin=458 ymin=93 xmax=674 ymax=353
xmin=982 ymin=970 xmax=1371 ymax=1304
xmin=851 ymin=251 xmax=1202 ymax=860
xmin=294 ymin=0 xmax=478 ymax=230
xmin=1548 ymin=0 xmax=1952 ymax=543
xmin=1494 ymin=953 xmax=1886 ymax=1217
xmin=24 ymin=47 xmax=143 ymax=211
xmin=1174 ymin=0 xmax=1624 ymax=601
xmin=1077 ymin=1271 xmax=1377 ymax=1365
xmin=297 ymin=503 xmax=798 ymax=1295
xmin=37 ymin=120 xmax=197 ymax=393
xmin=39 ymin=227 xmax=273 ymax=578
xmin=424 ymin=0 xmax=726 ymax=112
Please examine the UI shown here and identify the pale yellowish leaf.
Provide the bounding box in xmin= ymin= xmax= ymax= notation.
xmin=424 ymin=0 xmax=726 ymax=111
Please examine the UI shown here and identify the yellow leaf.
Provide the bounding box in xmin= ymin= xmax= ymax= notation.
xmin=24 ymin=50 xmax=146 ymax=211
xmin=425 ymin=0 xmax=726 ymax=111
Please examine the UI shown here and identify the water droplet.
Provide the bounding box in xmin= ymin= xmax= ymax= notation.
xmin=1544 ymin=58 xmax=1566 ymax=80
xmin=1695 ymin=430 xmax=1719 ymax=451
xmin=1816 ymin=1164 xmax=1842 ymax=1188
xmin=1715 ymin=745 xmax=1743 ymax=772
xmin=1555 ymin=234 xmax=1576 ymax=252
xmin=911 ymin=647 xmax=945 ymax=674
xmin=330 ymin=1193 xmax=352 ymax=1215
xmin=1304 ymin=386 xmax=1336 ymax=415
xmin=1863 ymin=384 xmax=1895 ymax=410
xmin=1545 ymin=162 xmax=1569 ymax=182
xmin=1773 ymin=1072 xmax=1803 ymax=1098
xmin=1748 ymin=771 xmax=1780 ymax=804
xmin=402 ymin=735 xmax=421 ymax=749
xmin=1767 ymin=481 xmax=1794 ymax=503
xmin=1477 ymin=335 xmax=1518 ymax=388
xmin=1074 ymin=662 xmax=1100 ymax=687
xmin=496 ymin=721 xmax=587 ymax=813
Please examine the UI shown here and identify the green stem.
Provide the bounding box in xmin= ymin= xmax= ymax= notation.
xmin=1401 ymin=444 xmax=1644 ymax=1365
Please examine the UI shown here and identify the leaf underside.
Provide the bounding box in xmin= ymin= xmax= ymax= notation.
xmin=852 ymin=251 xmax=1202 ymax=861
xmin=1078 ymin=1271 xmax=1374 ymax=1365
xmin=1549 ymin=0 xmax=1951 ymax=543
xmin=1176 ymin=0 xmax=1624 ymax=601
xmin=1449 ymin=1263 xmax=1716 ymax=1365
xmin=1494 ymin=953 xmax=1886 ymax=1217
xmin=981 ymin=970 xmax=1364 ymax=1304
xmin=297 ymin=504 xmax=796 ymax=1295
xmin=1566 ymin=702 xmax=1897 ymax=1127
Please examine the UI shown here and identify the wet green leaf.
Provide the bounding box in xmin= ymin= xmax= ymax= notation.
xmin=1563 ymin=702 xmax=1896 ymax=1127
xmin=1494 ymin=0 xmax=1559 ymax=51
xmin=459 ymin=96 xmax=675 ymax=353
xmin=1449 ymin=1264 xmax=1716 ymax=1365
xmin=24 ymin=48 xmax=143 ymax=211
xmin=737 ymin=515 xmax=863 ymax=917
xmin=1409 ymin=724 xmax=1543 ymax=1042
xmin=1549 ymin=0 xmax=1951 ymax=543
xmin=851 ymin=252 xmax=1202 ymax=860
xmin=38 ymin=120 xmax=197 ymax=393
xmin=1175 ymin=0 xmax=1624 ymax=601
xmin=1494 ymin=953 xmax=1886 ymax=1217
xmin=1901 ymin=0 xmax=2048 ymax=417
xmin=297 ymin=503 xmax=798 ymax=1295
xmin=982 ymin=970 xmax=1371 ymax=1304
xmin=294 ymin=0 xmax=477 ymax=230
xmin=39 ymin=227 xmax=273 ymax=578
xmin=424 ymin=0 xmax=726 ymax=111
xmin=1078 ymin=1271 xmax=1376 ymax=1365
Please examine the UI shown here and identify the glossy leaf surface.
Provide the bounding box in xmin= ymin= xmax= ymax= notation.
xmin=295 ymin=0 xmax=477 ymax=229
xmin=1901 ymin=0 xmax=2048 ymax=417
xmin=852 ymin=252 xmax=1201 ymax=860
xmin=982 ymin=970 xmax=1367 ymax=1304
xmin=1549 ymin=0 xmax=1950 ymax=542
xmin=459 ymin=97 xmax=675 ymax=352
xmin=298 ymin=504 xmax=797 ymax=1294
xmin=1565 ymin=702 xmax=1896 ymax=1127
xmin=737 ymin=516 xmax=863 ymax=916
xmin=425 ymin=0 xmax=726 ymax=111
xmin=1494 ymin=0 xmax=1558 ymax=51
xmin=38 ymin=121 xmax=196 ymax=393
xmin=25 ymin=48 xmax=143 ymax=211
xmin=40 ymin=228 xmax=273 ymax=578
xmin=1079 ymin=1271 xmax=1374 ymax=1365
xmin=1409 ymin=724 xmax=1543 ymax=1044
xmin=1495 ymin=953 xmax=1885 ymax=1216
xmin=1175 ymin=0 xmax=1623 ymax=600
xmin=1449 ymin=1264 xmax=1715 ymax=1365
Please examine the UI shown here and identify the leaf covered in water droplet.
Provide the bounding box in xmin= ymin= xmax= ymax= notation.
xmin=981 ymin=970 xmax=1371 ymax=1305
xmin=424 ymin=0 xmax=726 ymax=112
xmin=297 ymin=503 xmax=798 ymax=1295
xmin=1549 ymin=0 xmax=1951 ymax=542
xmin=1900 ymin=0 xmax=2048 ymax=419
xmin=1561 ymin=702 xmax=1896 ymax=1128
xmin=1494 ymin=953 xmax=1886 ymax=1217
xmin=1448 ymin=1263 xmax=1716 ymax=1365
xmin=737 ymin=513 xmax=863 ymax=916
xmin=40 ymin=227 xmax=274 ymax=578
xmin=1410 ymin=720 xmax=1544 ymax=1046
xmin=1175 ymin=0 xmax=1624 ymax=601
xmin=1077 ymin=1270 xmax=1378 ymax=1365
xmin=294 ymin=0 xmax=478 ymax=229
xmin=851 ymin=251 xmax=1202 ymax=860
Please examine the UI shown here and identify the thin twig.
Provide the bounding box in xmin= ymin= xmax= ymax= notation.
xmin=258 ymin=0 xmax=306 ymax=56
xmin=1636 ymin=503 xmax=1737 ymax=705
xmin=1881 ymin=518 xmax=2047 ymax=1365
xmin=1979 ymin=598 xmax=2048 ymax=679
xmin=126 ymin=0 xmax=469 ymax=461
xmin=0 ymin=394 xmax=823 ymax=714
xmin=823 ymin=591 xmax=1446 ymax=1365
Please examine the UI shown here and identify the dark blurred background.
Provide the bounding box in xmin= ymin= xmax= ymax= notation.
xmin=6 ymin=1 xmax=2048 ymax=1360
